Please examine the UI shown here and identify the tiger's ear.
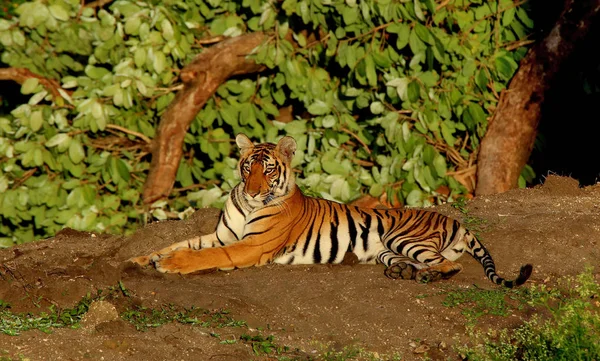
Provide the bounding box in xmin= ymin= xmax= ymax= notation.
xmin=235 ymin=133 xmax=254 ymax=154
xmin=275 ymin=136 xmax=296 ymax=163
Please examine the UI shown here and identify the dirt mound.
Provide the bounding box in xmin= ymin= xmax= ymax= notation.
xmin=1 ymin=176 xmax=599 ymax=360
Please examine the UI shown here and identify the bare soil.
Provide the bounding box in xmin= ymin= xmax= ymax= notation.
xmin=1 ymin=175 xmax=599 ymax=361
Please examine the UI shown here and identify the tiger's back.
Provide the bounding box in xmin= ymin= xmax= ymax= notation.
xmin=132 ymin=134 xmax=532 ymax=288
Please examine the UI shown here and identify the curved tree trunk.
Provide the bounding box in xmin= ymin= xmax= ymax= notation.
xmin=142 ymin=32 xmax=267 ymax=203
xmin=475 ymin=0 xmax=600 ymax=195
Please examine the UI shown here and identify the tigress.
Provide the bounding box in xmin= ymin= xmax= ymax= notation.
xmin=131 ymin=134 xmax=533 ymax=288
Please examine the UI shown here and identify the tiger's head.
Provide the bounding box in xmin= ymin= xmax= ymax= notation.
xmin=235 ymin=134 xmax=297 ymax=207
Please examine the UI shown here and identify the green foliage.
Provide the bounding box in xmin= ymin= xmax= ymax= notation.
xmin=0 ymin=0 xmax=534 ymax=244
xmin=456 ymin=266 xmax=600 ymax=361
xmin=0 ymin=294 xmax=93 ymax=336
xmin=441 ymin=285 xmax=533 ymax=325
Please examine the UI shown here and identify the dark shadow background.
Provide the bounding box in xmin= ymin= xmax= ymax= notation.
xmin=528 ymin=0 xmax=600 ymax=186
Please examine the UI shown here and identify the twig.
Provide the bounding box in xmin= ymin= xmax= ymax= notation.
xmin=504 ymin=39 xmax=535 ymax=51
xmin=84 ymin=0 xmax=113 ymax=8
xmin=196 ymin=35 xmax=227 ymax=45
xmin=446 ymin=165 xmax=477 ymax=176
xmin=340 ymin=127 xmax=371 ymax=155
xmin=172 ymin=180 xmax=220 ymax=193
xmin=106 ymin=124 xmax=151 ymax=144
xmin=436 ymin=0 xmax=451 ymax=11
xmin=11 ymin=168 xmax=37 ymax=190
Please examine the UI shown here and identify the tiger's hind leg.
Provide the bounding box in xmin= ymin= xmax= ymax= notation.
xmin=378 ymin=251 xmax=423 ymax=280
xmin=386 ymin=246 xmax=463 ymax=284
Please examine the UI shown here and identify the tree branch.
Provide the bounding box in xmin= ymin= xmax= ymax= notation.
xmin=142 ymin=32 xmax=267 ymax=203
xmin=0 ymin=67 xmax=66 ymax=98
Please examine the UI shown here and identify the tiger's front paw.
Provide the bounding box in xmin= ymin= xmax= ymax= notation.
xmin=153 ymin=249 xmax=200 ymax=274
xmin=129 ymin=255 xmax=152 ymax=267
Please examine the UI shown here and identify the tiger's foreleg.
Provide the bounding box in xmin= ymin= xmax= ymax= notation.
xmin=152 ymin=234 xmax=289 ymax=274
xmin=129 ymin=233 xmax=219 ymax=267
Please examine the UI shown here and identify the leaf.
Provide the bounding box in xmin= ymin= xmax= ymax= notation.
xmin=48 ymin=4 xmax=70 ymax=21
xmin=495 ymin=55 xmax=518 ymax=80
xmin=370 ymin=101 xmax=385 ymax=114
xmin=153 ymin=52 xmax=167 ymax=74
xmin=307 ymin=100 xmax=331 ymax=115
xmin=134 ymin=47 xmax=146 ymax=68
xmin=502 ymin=7 xmax=515 ymax=26
xmin=407 ymin=81 xmax=420 ymax=103
xmin=387 ymin=77 xmax=409 ymax=100
xmin=406 ymin=188 xmax=423 ymax=206
xmin=28 ymin=90 xmax=48 ymax=106
xmin=433 ymin=154 xmax=447 ymax=177
xmin=322 ymin=160 xmax=348 ymax=176
xmin=30 ymin=110 xmax=43 ymax=132
xmin=365 ymin=54 xmax=377 ymax=87
xmin=322 ymin=115 xmax=336 ymax=128
xmin=161 ymin=19 xmax=174 ymax=40
xmin=440 ymin=122 xmax=456 ymax=147
xmin=125 ymin=16 xmax=141 ymax=35
xmin=413 ymin=0 xmax=425 ymax=21
xmin=369 ymin=183 xmax=383 ymax=197
xmin=394 ymin=23 xmax=410 ymax=50
xmin=476 ymin=69 xmax=488 ymax=91
xmin=343 ymin=6 xmax=359 ymax=25
xmin=116 ymin=159 xmax=130 ymax=182
xmin=68 ymin=139 xmax=85 ymax=164
xmin=21 ymin=78 xmax=39 ymax=94
xmin=414 ymin=23 xmax=432 ymax=45
xmin=46 ymin=133 xmax=71 ymax=148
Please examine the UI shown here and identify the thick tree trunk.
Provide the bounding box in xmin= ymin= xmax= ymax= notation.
xmin=475 ymin=0 xmax=600 ymax=195
xmin=142 ymin=32 xmax=266 ymax=203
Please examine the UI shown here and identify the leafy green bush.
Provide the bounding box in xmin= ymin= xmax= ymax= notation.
xmin=0 ymin=0 xmax=533 ymax=245
xmin=458 ymin=267 xmax=600 ymax=361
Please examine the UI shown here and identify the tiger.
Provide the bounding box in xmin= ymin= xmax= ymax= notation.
xmin=131 ymin=134 xmax=533 ymax=288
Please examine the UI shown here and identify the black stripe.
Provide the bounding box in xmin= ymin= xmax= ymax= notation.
xmin=230 ymin=190 xmax=245 ymax=215
xmin=303 ymin=218 xmax=316 ymax=256
xmin=244 ymin=230 xmax=272 ymax=237
xmin=216 ymin=232 xmax=225 ymax=246
xmin=376 ymin=215 xmax=384 ymax=238
xmin=360 ymin=212 xmax=371 ymax=251
xmin=221 ymin=213 xmax=239 ymax=240
xmin=247 ymin=214 xmax=272 ymax=224
xmin=327 ymin=205 xmax=339 ymax=263
xmin=313 ymin=232 xmax=322 ymax=263
xmin=346 ymin=208 xmax=357 ymax=252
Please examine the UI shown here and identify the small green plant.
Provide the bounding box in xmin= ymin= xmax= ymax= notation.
xmin=241 ymin=334 xmax=288 ymax=355
xmin=441 ymin=285 xmax=536 ymax=325
xmin=0 ymin=294 xmax=93 ymax=335
xmin=457 ymin=266 xmax=600 ymax=361
xmin=120 ymin=305 xmax=247 ymax=331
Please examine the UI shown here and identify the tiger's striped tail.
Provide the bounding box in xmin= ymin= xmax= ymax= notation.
xmin=464 ymin=230 xmax=533 ymax=288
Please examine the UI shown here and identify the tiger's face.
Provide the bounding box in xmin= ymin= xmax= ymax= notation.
xmin=235 ymin=134 xmax=296 ymax=208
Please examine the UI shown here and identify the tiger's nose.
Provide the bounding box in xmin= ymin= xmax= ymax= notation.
xmin=246 ymin=189 xmax=259 ymax=198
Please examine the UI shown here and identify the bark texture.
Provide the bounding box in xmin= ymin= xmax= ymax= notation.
xmin=475 ymin=0 xmax=600 ymax=195
xmin=0 ymin=67 xmax=66 ymax=98
xmin=142 ymin=32 xmax=266 ymax=203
